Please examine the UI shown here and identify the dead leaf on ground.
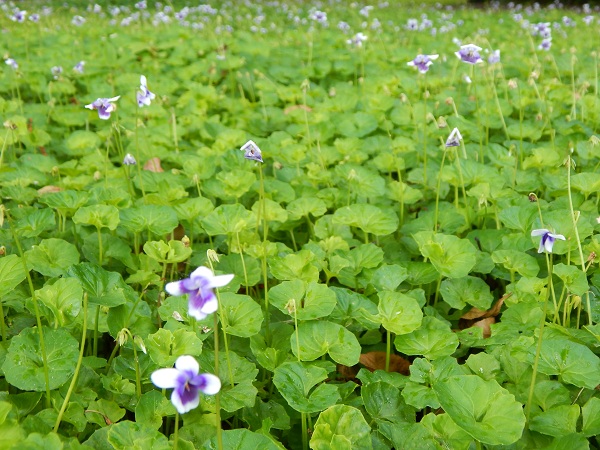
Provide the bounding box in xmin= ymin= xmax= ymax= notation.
xmin=461 ymin=292 xmax=511 ymax=320
xmin=144 ymin=157 xmax=163 ymax=172
xmin=37 ymin=185 xmax=62 ymax=195
xmin=472 ymin=317 xmax=495 ymax=338
xmin=360 ymin=351 xmax=411 ymax=375
xmin=284 ymin=104 xmax=312 ymax=115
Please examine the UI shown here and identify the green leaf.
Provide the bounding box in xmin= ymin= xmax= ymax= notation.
xmin=273 ymin=361 xmax=340 ymax=413
xmin=25 ymin=238 xmax=80 ymax=277
xmin=414 ymin=232 xmax=478 ymax=279
xmin=201 ymin=204 xmax=255 ymax=236
xmin=440 ymin=276 xmax=493 ymax=310
xmin=338 ymin=111 xmax=378 ymax=138
xmin=420 ymin=413 xmax=474 ymax=450
xmin=530 ymin=339 xmax=600 ymax=389
xmin=377 ymin=291 xmax=423 ymax=335
xmin=143 ymin=240 xmax=192 ymax=264
xmin=333 ymin=204 xmax=398 ymax=236
xmin=269 ymin=280 xmax=337 ymax=321
xmin=86 ymin=399 xmax=126 ymax=428
xmin=433 ymin=375 xmax=526 ymax=445
xmin=2 ymin=327 xmax=79 ymax=391
xmin=204 ymin=429 xmax=285 ymax=450
xmin=529 ymin=405 xmax=580 ymax=437
xmin=465 ymin=353 xmax=501 ymax=381
xmin=107 ymin=421 xmax=170 ymax=450
xmin=292 ymin=320 xmax=361 ymax=366
xmin=15 ymin=209 xmax=56 ymax=238
xmin=310 ymin=405 xmax=372 ymax=450
xmin=119 ymin=205 xmax=179 ymax=236
xmin=249 ymin=323 xmax=294 ymax=372
xmin=286 ymin=197 xmax=327 ymax=220
xmin=36 ymin=278 xmax=82 ymax=328
xmin=0 ymin=255 xmax=26 ymax=298
xmin=73 ymin=204 xmax=120 ymax=230
xmin=498 ymin=205 xmax=537 ymax=233
xmin=220 ymin=292 xmax=263 ymax=337
xmin=362 ymin=381 xmax=415 ymax=424
xmin=146 ymin=329 xmax=203 ymax=367
xmin=65 ymin=130 xmax=101 ymax=154
xmin=268 ymin=251 xmax=320 ymax=282
xmin=38 ymin=190 xmax=89 ymax=215
xmin=135 ymin=390 xmax=175 ymax=430
xmin=582 ymin=396 xmax=600 ymax=437
xmin=66 ymin=263 xmax=129 ymax=307
xmin=394 ymin=317 xmax=459 ymax=359
xmin=221 ymin=380 xmax=258 ymax=413
xmin=370 ymin=264 xmax=409 ymax=291
xmin=491 ymin=249 xmax=540 ymax=277
xmin=552 ymin=263 xmax=589 ymax=296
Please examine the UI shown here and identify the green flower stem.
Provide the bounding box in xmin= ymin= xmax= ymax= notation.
xmin=257 ymin=164 xmax=271 ymax=343
xmin=54 ymin=293 xmax=88 ymax=432
xmin=0 ymin=128 xmax=11 ymax=169
xmin=453 ymin=147 xmax=471 ymax=227
xmin=420 ymin=75 xmax=429 ymax=187
xmin=292 ymin=300 xmax=308 ymax=450
xmin=470 ymin=64 xmax=484 ymax=161
xmin=173 ymin=412 xmax=179 ymax=450
xmin=207 ymin=259 xmax=234 ymax=388
xmin=10 ymin=214 xmax=51 ymax=408
xmin=235 ymin=232 xmax=249 ymax=290
xmin=385 ymin=329 xmax=391 ymax=372
xmin=213 ymin=313 xmax=224 ymax=450
xmin=433 ymin=146 xmax=448 ymax=233
xmin=96 ymin=226 xmax=103 ymax=265
xmin=170 ymin=107 xmax=180 ymax=153
xmin=566 ymin=156 xmax=592 ymax=326
xmin=0 ymin=299 xmax=6 ymax=342
xmin=93 ymin=305 xmax=100 ymax=357
xmin=134 ymin=107 xmax=147 ymax=200
xmin=484 ymin=67 xmax=510 ymax=141
xmin=526 ymin=252 xmax=553 ymax=423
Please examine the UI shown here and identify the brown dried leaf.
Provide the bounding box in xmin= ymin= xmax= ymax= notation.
xmin=284 ymin=104 xmax=312 ymax=115
xmin=143 ymin=157 xmax=163 ymax=172
xmin=461 ymin=293 xmax=510 ymax=320
xmin=472 ymin=317 xmax=495 ymax=338
xmin=337 ymin=363 xmax=359 ymax=381
xmin=359 ymin=351 xmax=411 ymax=375
xmin=37 ymin=185 xmax=62 ymax=195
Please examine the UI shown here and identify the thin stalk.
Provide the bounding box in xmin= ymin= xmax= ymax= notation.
xmin=173 ymin=412 xmax=179 ymax=450
xmin=10 ymin=215 xmax=51 ymax=407
xmin=0 ymin=299 xmax=6 ymax=342
xmin=235 ymin=232 xmax=249 ymax=290
xmin=258 ymin=165 xmax=270 ymax=343
xmin=566 ymin=156 xmax=592 ymax=325
xmin=293 ymin=301 xmax=308 ymax=450
xmin=54 ymin=294 xmax=88 ymax=432
xmin=385 ymin=329 xmax=391 ymax=372
xmin=213 ymin=314 xmax=224 ymax=450
xmin=93 ymin=306 xmax=100 ymax=357
xmin=433 ymin=148 xmax=448 ymax=233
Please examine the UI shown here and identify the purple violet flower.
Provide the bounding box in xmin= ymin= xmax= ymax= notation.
xmin=137 ymin=75 xmax=156 ymax=107
xmin=240 ymin=140 xmax=263 ymax=163
xmin=11 ymin=10 xmax=27 ymax=22
xmin=445 ymin=128 xmax=462 ymax=147
xmin=72 ymin=15 xmax=86 ymax=26
xmin=51 ymin=66 xmax=62 ymax=80
xmin=5 ymin=58 xmax=18 ymax=70
xmin=123 ymin=153 xmax=136 ymax=165
xmin=539 ymin=38 xmax=552 ymax=51
xmin=455 ymin=44 xmax=484 ymax=64
xmin=29 ymin=13 xmax=40 ymax=23
xmin=151 ymin=355 xmax=221 ymax=414
xmin=165 ymin=266 xmax=234 ymax=321
xmin=488 ymin=49 xmax=501 ymax=64
xmin=347 ymin=32 xmax=368 ymax=47
xmin=73 ymin=61 xmax=85 ymax=74
xmin=85 ymin=96 xmax=120 ymax=120
xmin=531 ymin=228 xmax=565 ymax=253
xmin=407 ymin=54 xmax=439 ymax=73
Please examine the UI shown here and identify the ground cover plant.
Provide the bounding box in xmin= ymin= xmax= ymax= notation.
xmin=1 ymin=0 xmax=600 ymax=448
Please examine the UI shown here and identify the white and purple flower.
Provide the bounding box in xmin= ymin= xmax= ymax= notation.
xmin=488 ymin=49 xmax=501 ymax=64
xmin=407 ymin=54 xmax=439 ymax=74
xmin=151 ymin=355 xmax=221 ymax=414
xmin=445 ymin=128 xmax=462 ymax=147
xmin=85 ymin=96 xmax=120 ymax=120
xmin=123 ymin=153 xmax=136 ymax=165
xmin=347 ymin=32 xmax=368 ymax=47
xmin=455 ymin=44 xmax=484 ymax=64
xmin=5 ymin=58 xmax=18 ymax=70
xmin=51 ymin=66 xmax=63 ymax=80
xmin=531 ymin=229 xmax=565 ymax=253
xmin=11 ymin=10 xmax=27 ymax=22
xmin=73 ymin=61 xmax=85 ymax=74
xmin=137 ymin=75 xmax=156 ymax=107
xmin=72 ymin=15 xmax=86 ymax=26
xmin=165 ymin=266 xmax=234 ymax=321
xmin=240 ymin=140 xmax=263 ymax=163
xmin=539 ymin=38 xmax=552 ymax=51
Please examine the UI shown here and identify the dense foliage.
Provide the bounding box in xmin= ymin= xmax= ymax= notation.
xmin=1 ymin=0 xmax=600 ymax=449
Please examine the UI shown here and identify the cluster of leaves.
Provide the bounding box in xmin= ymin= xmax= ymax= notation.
xmin=1 ymin=0 xmax=600 ymax=449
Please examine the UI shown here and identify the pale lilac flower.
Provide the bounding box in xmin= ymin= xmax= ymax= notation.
xmin=488 ymin=49 xmax=501 ymax=64
xmin=347 ymin=32 xmax=368 ymax=47
xmin=165 ymin=266 xmax=234 ymax=321
xmin=583 ymin=16 xmax=594 ymax=26
xmin=455 ymin=44 xmax=483 ymax=64
xmin=5 ymin=58 xmax=18 ymax=70
xmin=123 ymin=153 xmax=136 ymax=165
xmin=337 ymin=21 xmax=350 ymax=32
xmin=240 ymin=140 xmax=263 ymax=163
xmin=359 ymin=6 xmax=373 ymax=17
xmin=531 ymin=229 xmax=565 ymax=253
xmin=136 ymin=75 xmax=156 ymax=107
xmin=72 ymin=15 xmax=86 ymax=26
xmin=135 ymin=0 xmax=147 ymax=9
xmin=406 ymin=18 xmax=418 ymax=30
xmin=11 ymin=10 xmax=26 ymax=22
xmin=51 ymin=66 xmax=62 ymax=80
xmin=29 ymin=13 xmax=40 ymax=23
xmin=85 ymin=96 xmax=120 ymax=120
xmin=151 ymin=355 xmax=221 ymax=414
xmin=309 ymin=10 xmax=327 ymax=25
xmin=445 ymin=128 xmax=462 ymax=147
xmin=539 ymin=38 xmax=552 ymax=51
xmin=407 ymin=54 xmax=439 ymax=73
xmin=73 ymin=61 xmax=85 ymax=74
